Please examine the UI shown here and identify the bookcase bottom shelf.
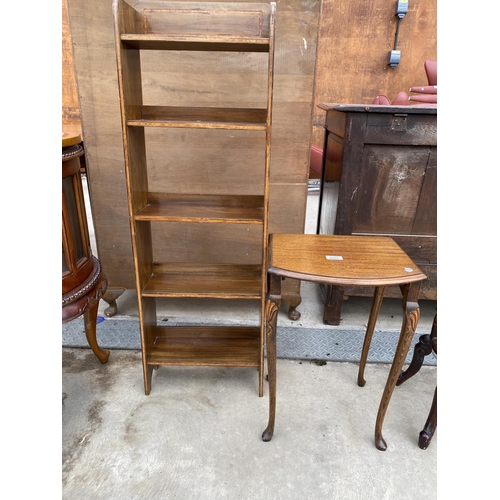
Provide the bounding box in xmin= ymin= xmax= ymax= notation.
xmin=146 ymin=325 xmax=261 ymax=367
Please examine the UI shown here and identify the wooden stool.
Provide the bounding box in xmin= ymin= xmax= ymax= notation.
xmin=261 ymin=234 xmax=427 ymax=450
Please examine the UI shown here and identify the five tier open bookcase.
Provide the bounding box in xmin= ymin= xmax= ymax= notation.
xmin=112 ymin=0 xmax=276 ymax=395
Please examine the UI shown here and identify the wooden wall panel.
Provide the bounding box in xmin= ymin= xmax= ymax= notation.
xmin=66 ymin=0 xmax=320 ymax=301
xmin=62 ymin=0 xmax=81 ymax=127
xmin=312 ymin=0 xmax=437 ymax=146
xmin=145 ymin=129 xmax=266 ymax=196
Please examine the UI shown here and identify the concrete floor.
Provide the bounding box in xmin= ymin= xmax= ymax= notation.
xmin=62 ymin=185 xmax=437 ymax=498
xmin=62 ymin=348 xmax=436 ymax=499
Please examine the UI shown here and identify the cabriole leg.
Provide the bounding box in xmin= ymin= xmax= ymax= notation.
xmin=374 ymin=282 xmax=421 ymax=451
xmin=262 ymin=273 xmax=281 ymax=442
xmin=358 ymin=286 xmax=385 ymax=387
xmin=83 ymin=300 xmax=110 ymax=364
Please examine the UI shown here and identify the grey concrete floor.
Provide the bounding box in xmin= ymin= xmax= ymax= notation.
xmin=63 ymin=348 xmax=437 ymax=499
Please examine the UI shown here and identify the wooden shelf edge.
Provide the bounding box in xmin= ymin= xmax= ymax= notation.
xmin=134 ymin=193 xmax=265 ymax=224
xmin=126 ymin=106 xmax=268 ymax=130
xmin=141 ymin=263 xmax=263 ymax=298
xmin=127 ymin=120 xmax=267 ymax=130
xmin=120 ymin=34 xmax=270 ymax=52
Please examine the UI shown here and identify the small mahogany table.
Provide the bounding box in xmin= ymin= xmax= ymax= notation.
xmin=261 ymin=234 xmax=427 ymax=450
xmin=62 ymin=128 xmax=109 ymax=364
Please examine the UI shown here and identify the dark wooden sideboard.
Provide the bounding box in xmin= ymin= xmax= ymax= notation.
xmin=316 ymin=103 xmax=437 ymax=325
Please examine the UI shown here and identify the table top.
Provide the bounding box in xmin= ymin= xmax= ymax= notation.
xmin=267 ymin=234 xmax=426 ymax=287
xmin=62 ymin=125 xmax=82 ymax=148
xmin=317 ymin=103 xmax=437 ymax=115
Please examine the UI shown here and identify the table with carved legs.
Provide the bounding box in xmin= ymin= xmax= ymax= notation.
xmin=261 ymin=234 xmax=426 ymax=450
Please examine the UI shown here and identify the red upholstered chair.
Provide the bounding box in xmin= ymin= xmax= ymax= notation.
xmin=372 ymin=90 xmax=410 ymax=105
xmin=372 ymin=59 xmax=437 ymax=106
xmin=424 ymin=59 xmax=437 ymax=85
xmin=310 ymin=144 xmax=324 ymax=177
xmin=409 ymin=59 xmax=437 ymax=104
xmin=309 ymin=139 xmax=340 ymax=180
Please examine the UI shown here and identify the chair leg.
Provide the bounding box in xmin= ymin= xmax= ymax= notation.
xmin=83 ymin=300 xmax=110 ymax=364
xmin=398 ymin=313 xmax=437 ymax=386
xmin=396 ymin=333 xmax=432 ymax=386
xmin=418 ymin=387 xmax=437 ymax=449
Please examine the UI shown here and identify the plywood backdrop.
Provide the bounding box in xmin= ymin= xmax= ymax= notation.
xmin=63 ymin=0 xmax=437 ymax=311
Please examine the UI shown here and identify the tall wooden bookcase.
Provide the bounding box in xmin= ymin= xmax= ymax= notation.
xmin=112 ymin=0 xmax=276 ymax=396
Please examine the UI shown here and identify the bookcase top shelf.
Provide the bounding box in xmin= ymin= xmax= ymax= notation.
xmin=114 ymin=0 xmax=274 ymax=51
xmin=120 ymin=34 xmax=270 ymax=51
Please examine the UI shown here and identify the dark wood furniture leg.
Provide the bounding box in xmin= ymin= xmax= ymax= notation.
xmin=397 ymin=314 xmax=437 ymax=449
xmin=419 ymin=387 xmax=437 ymax=449
xmin=397 ymin=314 xmax=437 ymax=385
xmin=358 ymin=286 xmax=385 ymax=387
xmin=262 ymin=273 xmax=281 ymax=442
xmin=396 ymin=333 xmax=432 ymax=385
xmin=102 ymin=287 xmax=125 ymax=317
xmin=323 ymin=285 xmax=344 ymax=325
xmin=282 ymin=293 xmax=302 ymax=321
xmin=374 ymin=282 xmax=421 ymax=451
